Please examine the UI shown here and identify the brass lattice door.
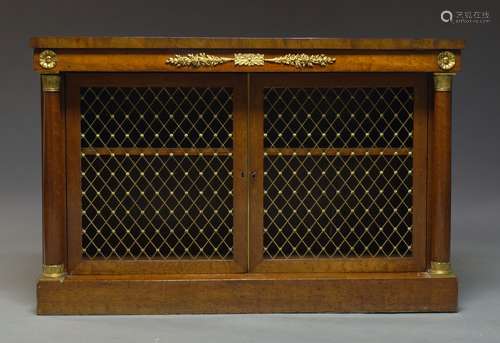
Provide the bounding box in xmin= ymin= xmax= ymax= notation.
xmin=65 ymin=72 xmax=428 ymax=275
xmin=66 ymin=74 xmax=248 ymax=274
xmin=249 ymin=74 xmax=428 ymax=272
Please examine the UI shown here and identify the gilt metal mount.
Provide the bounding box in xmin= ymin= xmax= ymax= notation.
xmin=429 ymin=261 xmax=454 ymax=276
xmin=166 ymin=53 xmax=336 ymax=68
xmin=39 ymin=49 xmax=57 ymax=69
xmin=437 ymin=51 xmax=456 ymax=71
xmin=41 ymin=74 xmax=61 ymax=92
xmin=433 ymin=73 xmax=455 ymax=92
xmin=42 ymin=264 xmax=65 ymax=279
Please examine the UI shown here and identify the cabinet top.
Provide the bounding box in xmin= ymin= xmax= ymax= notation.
xmin=30 ymin=36 xmax=464 ymax=50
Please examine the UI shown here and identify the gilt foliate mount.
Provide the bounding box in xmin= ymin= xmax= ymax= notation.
xmin=166 ymin=53 xmax=336 ymax=68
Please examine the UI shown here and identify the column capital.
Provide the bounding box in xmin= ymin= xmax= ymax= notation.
xmin=41 ymin=74 xmax=61 ymax=92
xmin=433 ymin=73 xmax=455 ymax=92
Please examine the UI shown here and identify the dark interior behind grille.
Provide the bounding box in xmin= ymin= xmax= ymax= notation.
xmin=263 ymin=87 xmax=414 ymax=259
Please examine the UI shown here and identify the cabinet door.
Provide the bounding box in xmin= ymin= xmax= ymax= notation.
xmin=249 ymin=74 xmax=428 ymax=272
xmin=66 ymin=73 xmax=248 ymax=274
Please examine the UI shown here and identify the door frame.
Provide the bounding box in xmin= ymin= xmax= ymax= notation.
xmin=248 ymin=73 xmax=428 ymax=273
xmin=65 ymin=73 xmax=248 ymax=274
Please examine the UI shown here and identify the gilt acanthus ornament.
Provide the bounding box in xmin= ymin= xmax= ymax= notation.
xmin=166 ymin=53 xmax=335 ymax=69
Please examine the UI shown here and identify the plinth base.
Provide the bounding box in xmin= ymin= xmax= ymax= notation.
xmin=37 ymin=272 xmax=457 ymax=315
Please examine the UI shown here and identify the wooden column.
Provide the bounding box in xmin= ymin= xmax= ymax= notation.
xmin=429 ymin=72 xmax=454 ymax=275
xmin=41 ymin=74 xmax=66 ymax=279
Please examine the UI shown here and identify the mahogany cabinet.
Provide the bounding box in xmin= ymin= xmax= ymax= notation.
xmin=31 ymin=37 xmax=464 ymax=314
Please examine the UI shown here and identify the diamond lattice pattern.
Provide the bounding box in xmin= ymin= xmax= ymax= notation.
xmin=263 ymin=87 xmax=414 ymax=259
xmin=264 ymin=87 xmax=413 ymax=148
xmin=81 ymin=87 xmax=233 ymax=148
xmin=80 ymin=87 xmax=234 ymax=260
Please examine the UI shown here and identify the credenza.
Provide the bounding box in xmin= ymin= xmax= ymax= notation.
xmin=31 ymin=37 xmax=463 ymax=314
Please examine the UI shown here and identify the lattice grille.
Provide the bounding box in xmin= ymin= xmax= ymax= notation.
xmin=264 ymin=153 xmax=412 ymax=258
xmin=264 ymin=87 xmax=413 ymax=148
xmin=80 ymin=86 xmax=234 ymax=260
xmin=81 ymin=87 xmax=233 ymax=148
xmin=263 ymin=87 xmax=414 ymax=259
